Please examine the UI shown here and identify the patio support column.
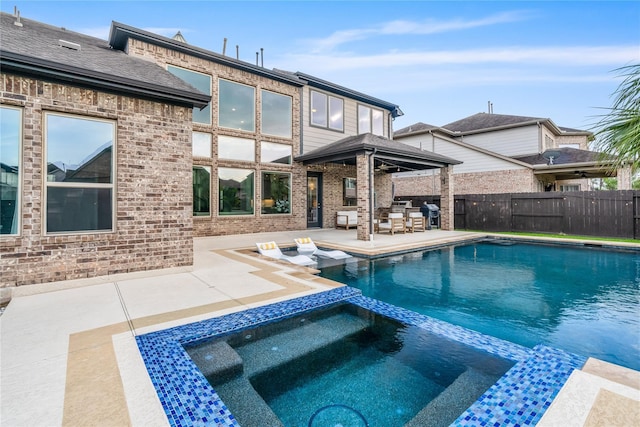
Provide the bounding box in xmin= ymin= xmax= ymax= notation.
xmin=440 ymin=165 xmax=455 ymax=230
xmin=356 ymin=153 xmax=371 ymax=241
xmin=617 ymin=163 xmax=632 ymax=190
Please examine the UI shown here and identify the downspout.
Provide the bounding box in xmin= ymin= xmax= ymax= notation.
xmin=369 ymin=148 xmax=377 ymax=242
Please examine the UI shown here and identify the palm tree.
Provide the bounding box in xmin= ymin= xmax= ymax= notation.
xmin=592 ymin=64 xmax=640 ymax=170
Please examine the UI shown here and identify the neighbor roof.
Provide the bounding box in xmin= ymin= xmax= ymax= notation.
xmin=0 ymin=12 xmax=210 ymax=108
xmin=295 ymin=133 xmax=461 ymax=172
xmin=442 ymin=112 xmax=554 ymax=134
xmin=513 ymin=147 xmax=612 ymax=166
xmin=394 ymin=122 xmax=440 ymax=137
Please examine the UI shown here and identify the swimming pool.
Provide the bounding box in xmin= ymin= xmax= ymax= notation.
xmin=318 ymin=239 xmax=640 ymax=371
xmin=137 ymin=287 xmax=585 ymax=427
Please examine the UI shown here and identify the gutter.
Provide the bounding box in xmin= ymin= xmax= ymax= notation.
xmin=1 ymin=52 xmax=211 ymax=109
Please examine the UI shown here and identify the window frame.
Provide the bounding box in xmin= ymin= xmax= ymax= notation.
xmin=343 ymin=177 xmax=357 ymax=207
xmin=261 ymin=171 xmax=292 ymax=215
xmin=218 ymin=167 xmax=255 ymax=216
xmin=310 ymin=90 xmax=344 ymax=132
xmin=261 ymin=89 xmax=293 ymax=139
xmin=44 ymin=112 xmax=116 ymax=235
xmin=218 ymin=78 xmax=256 ymax=132
xmin=357 ymin=104 xmax=385 ymax=136
xmin=192 ymin=131 xmax=212 ymax=158
xmin=218 ymin=135 xmax=256 ymax=162
xmin=193 ymin=165 xmax=211 ymax=217
xmin=167 ymin=65 xmax=212 ymax=125
xmin=0 ymin=105 xmax=22 ymax=236
xmin=260 ymin=141 xmax=292 ymax=165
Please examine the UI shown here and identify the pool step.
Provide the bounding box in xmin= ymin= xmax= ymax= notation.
xmin=212 ymin=377 xmax=284 ymax=427
xmin=405 ymin=368 xmax=498 ymax=427
xmin=186 ymin=340 xmax=243 ymax=385
xmin=236 ymin=312 xmax=370 ymax=377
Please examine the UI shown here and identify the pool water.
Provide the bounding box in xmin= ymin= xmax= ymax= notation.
xmin=185 ymin=303 xmax=514 ymax=427
xmin=318 ymin=240 xmax=640 ymax=371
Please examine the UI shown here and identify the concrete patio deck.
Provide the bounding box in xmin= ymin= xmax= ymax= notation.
xmin=1 ymin=228 xmax=638 ymax=426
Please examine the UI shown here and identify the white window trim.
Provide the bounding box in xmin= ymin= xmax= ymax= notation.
xmin=260 ymin=89 xmax=293 ymax=139
xmin=167 ymin=65 xmax=212 ymax=125
xmin=261 ymin=171 xmax=292 ymax=215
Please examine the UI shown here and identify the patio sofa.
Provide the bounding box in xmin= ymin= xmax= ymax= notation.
xmin=335 ymin=210 xmax=358 ymax=230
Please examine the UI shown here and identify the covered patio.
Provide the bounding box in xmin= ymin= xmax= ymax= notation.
xmin=296 ymin=133 xmax=462 ymax=241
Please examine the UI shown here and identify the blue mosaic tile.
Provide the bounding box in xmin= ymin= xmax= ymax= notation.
xmin=136 ymin=287 xmax=588 ymax=427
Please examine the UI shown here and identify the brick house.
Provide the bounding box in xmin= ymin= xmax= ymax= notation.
xmin=392 ymin=113 xmax=631 ymax=197
xmin=2 ymin=12 xmax=460 ymax=287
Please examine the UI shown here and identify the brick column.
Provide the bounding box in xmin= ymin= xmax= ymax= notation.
xmin=440 ymin=166 xmax=455 ymax=230
xmin=617 ymin=164 xmax=633 ymax=190
xmin=356 ymin=153 xmax=372 ymax=241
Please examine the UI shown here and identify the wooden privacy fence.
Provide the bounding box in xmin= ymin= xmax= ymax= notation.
xmin=399 ymin=191 xmax=639 ymax=239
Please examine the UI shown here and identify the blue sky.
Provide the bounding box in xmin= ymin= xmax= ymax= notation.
xmin=5 ymin=1 xmax=639 ymax=132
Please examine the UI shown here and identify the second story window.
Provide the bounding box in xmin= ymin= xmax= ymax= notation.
xmin=167 ymin=65 xmax=211 ymax=124
xmin=311 ymin=90 xmax=343 ymax=131
xmin=261 ymin=90 xmax=292 ymax=138
xmin=358 ymin=105 xmax=384 ymax=136
xmin=219 ymin=79 xmax=255 ymax=132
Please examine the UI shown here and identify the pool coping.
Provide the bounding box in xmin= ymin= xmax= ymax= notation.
xmin=136 ymin=286 xmax=587 ymax=427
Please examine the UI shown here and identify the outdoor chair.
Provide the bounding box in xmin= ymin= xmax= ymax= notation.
xmin=294 ymin=237 xmax=352 ymax=259
xmin=406 ymin=211 xmax=426 ymax=232
xmin=377 ymin=212 xmax=406 ymax=235
xmin=255 ymin=242 xmax=317 ymax=267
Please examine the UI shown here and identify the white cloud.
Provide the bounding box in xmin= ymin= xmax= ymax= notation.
xmin=305 ymin=10 xmax=532 ymax=53
xmin=278 ymin=45 xmax=639 ymax=72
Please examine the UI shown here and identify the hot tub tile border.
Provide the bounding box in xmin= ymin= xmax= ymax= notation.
xmin=136 ymin=287 xmax=585 ymax=427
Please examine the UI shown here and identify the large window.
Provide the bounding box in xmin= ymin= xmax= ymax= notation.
xmin=261 ymin=142 xmax=292 ymax=164
xmin=45 ymin=113 xmax=115 ymax=234
xmin=343 ymin=177 xmax=357 ymax=206
xmin=219 ymin=79 xmax=255 ymax=132
xmin=167 ymin=65 xmax=211 ymax=124
xmin=310 ymin=90 xmax=343 ymax=131
xmin=261 ymin=90 xmax=292 ymax=138
xmin=262 ymin=172 xmax=291 ymax=214
xmin=358 ymin=105 xmax=384 ymax=136
xmin=0 ymin=106 xmax=21 ymax=235
xmin=219 ymin=168 xmax=254 ymax=215
xmin=218 ymin=135 xmax=255 ymax=162
xmin=193 ymin=166 xmax=211 ymax=216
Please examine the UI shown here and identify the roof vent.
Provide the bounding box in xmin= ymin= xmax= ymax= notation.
xmin=58 ymin=39 xmax=81 ymax=51
xmin=13 ymin=6 xmax=23 ymax=27
xmin=172 ymin=31 xmax=187 ymax=43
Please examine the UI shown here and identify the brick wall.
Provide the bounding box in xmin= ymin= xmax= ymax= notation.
xmin=393 ymin=168 xmax=539 ymax=197
xmin=0 ymin=74 xmax=194 ymax=287
xmin=125 ymin=39 xmax=308 ymax=236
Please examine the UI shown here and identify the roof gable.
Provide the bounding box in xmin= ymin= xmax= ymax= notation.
xmin=0 ymin=12 xmax=210 ymax=108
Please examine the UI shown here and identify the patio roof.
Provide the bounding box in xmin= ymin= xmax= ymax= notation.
xmin=296 ymin=133 xmax=462 ymax=172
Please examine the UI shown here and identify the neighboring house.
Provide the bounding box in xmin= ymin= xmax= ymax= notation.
xmin=392 ymin=113 xmax=630 ymax=197
xmin=1 ymin=11 xmax=459 ymax=286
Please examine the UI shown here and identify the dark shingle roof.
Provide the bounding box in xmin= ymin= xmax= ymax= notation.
xmin=0 ymin=12 xmax=210 ymax=108
xmin=110 ymin=22 xmax=304 ymax=88
xmin=442 ymin=112 xmax=547 ymax=133
xmin=394 ymin=122 xmax=440 ymax=136
xmin=296 ymin=133 xmax=461 ymax=170
xmin=513 ymin=147 xmax=610 ymax=166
